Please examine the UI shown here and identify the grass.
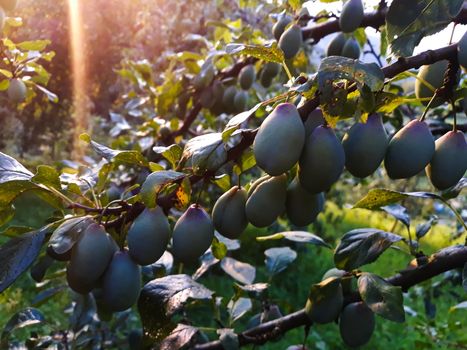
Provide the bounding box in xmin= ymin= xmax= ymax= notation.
xmin=0 ymin=192 xmax=465 ymax=349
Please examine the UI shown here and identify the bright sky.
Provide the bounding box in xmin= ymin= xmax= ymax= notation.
xmin=304 ymin=0 xmax=467 ymax=62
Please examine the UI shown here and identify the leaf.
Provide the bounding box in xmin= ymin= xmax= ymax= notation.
xmin=220 ymin=257 xmax=256 ymax=285
xmin=224 ymin=103 xmax=262 ymax=132
xmin=82 ymin=136 xmax=148 ymax=166
xmin=140 ymin=170 xmax=186 ymax=208
xmin=381 ymin=204 xmax=411 ymax=228
xmin=153 ymin=144 xmax=183 ymax=169
xmin=34 ymin=84 xmax=59 ymax=103
xmin=1 ymin=308 xmax=45 ymax=345
xmin=317 ymin=57 xmax=384 ymax=92
xmin=0 ymin=228 xmax=47 ymax=293
xmin=138 ymin=274 xmax=213 ymax=343
xmin=211 ymin=236 xmax=228 ymax=260
xmin=32 ymin=165 xmax=61 ymax=190
xmin=215 ymin=232 xmax=240 ymax=251
xmin=450 ymin=301 xmax=467 ymax=312
xmin=353 ymin=188 xmax=440 ymax=210
xmin=0 ymin=152 xmax=33 ymax=183
xmin=441 ymin=178 xmax=467 ymax=199
xmin=264 ymin=247 xmax=297 ymax=276
xmin=228 ymin=297 xmax=252 ymax=323
xmin=257 ymin=231 xmax=331 ymax=248
xmin=160 ymin=324 xmax=199 ymax=350
xmin=181 ymin=133 xmax=227 ymax=173
xmin=48 ymin=216 xmax=94 ymax=255
xmin=416 ymin=215 xmax=437 ymax=239
xmin=211 ymin=174 xmax=231 ymax=192
xmin=334 ymin=228 xmax=403 ymax=270
xmin=218 ymin=328 xmax=239 ymax=350
xmin=192 ymin=251 xmax=219 ymax=281
xmin=234 ymin=283 xmax=269 ymax=299
xmin=358 ymin=273 xmax=405 ymax=323
xmin=226 ymin=42 xmax=284 ymax=63
xmin=17 ymin=40 xmax=51 ymax=51
xmin=0 ymin=206 xmax=15 ymax=227
xmin=386 ymin=0 xmax=463 ymax=57
xmin=32 ymin=285 xmax=66 ymax=306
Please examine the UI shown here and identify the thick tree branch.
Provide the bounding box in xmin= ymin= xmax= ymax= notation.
xmin=193 ymin=245 xmax=467 ymax=350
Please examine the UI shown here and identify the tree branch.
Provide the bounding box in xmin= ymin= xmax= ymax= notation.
xmin=193 ymin=245 xmax=467 ymax=350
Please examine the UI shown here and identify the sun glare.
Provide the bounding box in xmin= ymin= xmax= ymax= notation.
xmin=67 ymin=0 xmax=88 ymax=159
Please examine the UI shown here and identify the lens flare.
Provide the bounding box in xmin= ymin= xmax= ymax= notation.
xmin=67 ymin=0 xmax=88 ymax=159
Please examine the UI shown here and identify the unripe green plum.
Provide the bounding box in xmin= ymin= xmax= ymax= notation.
xmin=279 ymin=25 xmax=303 ymax=59
xmin=384 ymin=120 xmax=435 ymax=179
xmin=339 ymin=302 xmax=375 ymax=347
xmin=200 ymin=87 xmax=215 ymax=109
xmin=66 ymin=223 xmax=114 ymax=294
xmin=239 ymin=64 xmax=256 ymax=90
xmin=458 ymin=31 xmax=467 ymax=70
xmin=0 ymin=0 xmax=18 ymax=11
xmin=326 ymin=33 xmax=346 ymax=57
xmin=234 ymin=90 xmax=248 ymax=112
xmin=172 ymin=204 xmax=214 ymax=263
xmin=339 ymin=0 xmax=364 ymax=33
xmin=415 ymin=60 xmax=448 ymax=106
xmin=299 ymin=126 xmax=345 ymax=193
xmin=304 ymin=108 xmax=325 ymax=137
xmin=222 ymin=86 xmax=237 ymax=113
xmin=273 ymin=14 xmax=292 ymax=41
xmin=263 ymin=61 xmax=281 ymax=78
xmin=212 ymin=186 xmax=248 ymax=239
xmin=101 ymin=249 xmax=141 ymax=312
xmin=193 ymin=65 xmax=214 ymax=90
xmin=305 ymin=277 xmax=343 ymax=324
xmin=342 ymin=114 xmax=389 ymax=178
xmin=106 ymin=185 xmax=122 ymax=202
xmin=341 ymin=38 xmax=360 ymax=59
xmin=246 ymin=174 xmax=287 ymax=227
xmin=127 ymin=207 xmax=171 ymax=266
xmin=8 ymin=78 xmax=27 ymax=103
xmin=286 ymin=178 xmax=324 ymax=226
xmin=426 ymin=130 xmax=467 ymax=190
xmin=254 ymin=103 xmax=305 ymax=176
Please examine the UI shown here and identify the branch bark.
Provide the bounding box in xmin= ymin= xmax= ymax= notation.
xmin=193 ymin=244 xmax=467 ymax=350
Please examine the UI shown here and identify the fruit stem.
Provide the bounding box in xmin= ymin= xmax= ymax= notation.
xmin=406 ymin=226 xmax=416 ymax=256
xmin=419 ymin=92 xmax=438 ymax=122
xmin=80 ymin=177 xmax=101 ymax=207
xmin=451 ymin=98 xmax=457 ymax=132
xmin=282 ymin=61 xmax=293 ymax=82
xmin=440 ymin=198 xmax=467 ymax=234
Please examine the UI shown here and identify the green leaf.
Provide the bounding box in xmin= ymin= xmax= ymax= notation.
xmin=48 ymin=216 xmax=94 ymax=255
xmin=181 ymin=133 xmax=227 ymax=173
xmin=0 ymin=180 xmax=39 ymax=207
xmin=140 ymin=170 xmax=186 ymax=207
xmin=5 ymin=17 xmax=23 ymax=27
xmin=264 ymin=247 xmax=297 ymax=276
xmin=0 ymin=69 xmax=12 ymax=78
xmin=223 ymin=103 xmax=262 ymax=139
xmin=84 ymin=139 xmax=148 ymax=167
xmin=1 ymin=308 xmax=45 ymax=346
xmin=0 ymin=80 xmax=9 ymax=91
xmin=138 ymin=274 xmax=213 ymax=343
xmin=34 ymin=84 xmax=58 ymax=103
xmin=226 ymin=42 xmax=284 ymax=63
xmin=17 ymin=40 xmax=51 ymax=51
xmin=227 ymin=297 xmax=252 ymax=323
xmin=0 ymin=228 xmax=48 ymax=293
xmin=381 ymin=204 xmax=411 ymax=228
xmin=153 ymin=144 xmax=183 ymax=169
xmin=160 ymin=324 xmax=200 ymax=350
xmin=334 ymin=228 xmax=403 ymax=270
xmin=233 ymin=149 xmax=256 ymax=176
xmin=0 ymin=152 xmax=33 ymax=183
xmin=0 ymin=206 xmax=15 ymax=227
xmin=318 ymin=57 xmax=385 ymax=92
xmin=220 ymin=257 xmax=256 ymax=284
xmin=211 ymin=236 xmax=228 ymax=260
xmin=211 ymin=174 xmax=231 ymax=192
xmin=358 ymin=272 xmax=405 ymax=323
xmin=353 ymin=188 xmax=440 ymax=210
xmin=256 ymin=231 xmax=331 ymax=248
xmin=386 ymin=0 xmax=463 ymax=57
xmin=32 ymin=165 xmax=61 ymax=190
